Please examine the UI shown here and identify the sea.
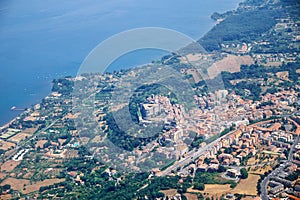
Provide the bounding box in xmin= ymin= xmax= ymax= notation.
xmin=0 ymin=0 xmax=241 ymax=126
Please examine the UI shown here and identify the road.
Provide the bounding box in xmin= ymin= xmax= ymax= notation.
xmin=159 ymin=129 xmax=237 ymax=176
xmin=160 ymin=114 xmax=297 ymax=176
xmin=260 ymin=134 xmax=299 ymax=200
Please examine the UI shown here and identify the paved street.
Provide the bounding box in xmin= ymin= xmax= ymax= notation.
xmin=159 ymin=129 xmax=236 ymax=176
xmin=260 ymin=134 xmax=299 ymax=200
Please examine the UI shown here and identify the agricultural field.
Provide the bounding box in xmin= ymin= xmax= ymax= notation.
xmin=184 ymin=193 xmax=198 ymax=200
xmin=9 ymin=133 xmax=30 ymax=143
xmin=0 ymin=129 xmax=21 ymax=140
xmin=161 ymin=189 xmax=177 ymax=197
xmin=0 ymin=172 xmax=6 ymax=180
xmin=0 ymin=178 xmax=65 ymax=194
xmin=207 ymin=55 xmax=254 ymax=79
xmin=0 ymin=160 xmax=21 ymax=172
xmin=0 ymin=140 xmax=16 ymax=150
xmin=232 ymin=174 xmax=260 ymax=195
xmin=187 ymin=174 xmax=260 ymax=198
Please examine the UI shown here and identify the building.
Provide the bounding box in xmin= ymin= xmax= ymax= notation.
xmin=140 ymin=103 xmax=161 ymax=119
xmin=226 ymin=169 xmax=240 ymax=178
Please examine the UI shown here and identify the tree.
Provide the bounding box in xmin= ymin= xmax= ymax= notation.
xmin=230 ymin=182 xmax=237 ymax=188
xmin=193 ymin=182 xmax=205 ymax=191
xmin=240 ymin=168 xmax=248 ymax=179
xmin=218 ymin=165 xmax=227 ymax=173
xmin=2 ymin=184 xmax=11 ymax=191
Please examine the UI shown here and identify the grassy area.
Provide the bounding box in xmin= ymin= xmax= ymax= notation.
xmin=194 ymin=171 xmax=235 ymax=185
xmin=249 ymin=165 xmax=273 ymax=175
xmin=0 ymin=177 xmax=65 ymax=194
xmin=187 ymin=174 xmax=259 ymax=198
xmin=232 ymin=174 xmax=260 ymax=195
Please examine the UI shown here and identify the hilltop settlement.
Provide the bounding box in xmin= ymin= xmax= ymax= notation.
xmin=0 ymin=0 xmax=300 ymax=199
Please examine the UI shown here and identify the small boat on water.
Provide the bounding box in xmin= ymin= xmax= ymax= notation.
xmin=10 ymin=106 xmax=25 ymax=111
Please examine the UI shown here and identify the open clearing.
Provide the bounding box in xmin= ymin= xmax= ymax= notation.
xmin=184 ymin=193 xmax=198 ymax=200
xmin=22 ymin=127 xmax=38 ymax=134
xmin=35 ymin=140 xmax=48 ymax=149
xmin=232 ymin=174 xmax=260 ymax=195
xmin=0 ymin=140 xmax=16 ymax=150
xmin=0 ymin=194 xmax=13 ymax=199
xmin=207 ymin=55 xmax=254 ymax=79
xmin=0 ymin=172 xmax=6 ymax=180
xmin=1 ymin=177 xmax=65 ymax=194
xmin=203 ymin=184 xmax=231 ymax=195
xmin=249 ymin=165 xmax=273 ymax=175
xmin=9 ymin=133 xmax=30 ymax=143
xmin=0 ymin=160 xmax=20 ymax=172
xmin=188 ymin=184 xmax=231 ymax=196
xmin=161 ymin=189 xmax=177 ymax=197
xmin=187 ymin=174 xmax=259 ymax=197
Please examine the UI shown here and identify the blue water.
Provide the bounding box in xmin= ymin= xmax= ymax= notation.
xmin=0 ymin=0 xmax=241 ymax=126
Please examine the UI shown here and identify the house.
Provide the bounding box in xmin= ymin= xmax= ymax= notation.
xmin=226 ymin=169 xmax=240 ymax=178
xmin=207 ymin=164 xmax=219 ymax=172
xmin=198 ymin=164 xmax=208 ymax=172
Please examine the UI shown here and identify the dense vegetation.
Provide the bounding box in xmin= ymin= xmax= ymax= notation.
xmin=194 ymin=170 xmax=235 ymax=185
xmin=199 ymin=9 xmax=282 ymax=51
xmin=240 ymin=168 xmax=248 ymax=179
xmin=105 ymin=112 xmax=159 ymax=151
xmin=52 ymin=77 xmax=74 ymax=95
xmin=221 ymin=62 xmax=299 ymax=100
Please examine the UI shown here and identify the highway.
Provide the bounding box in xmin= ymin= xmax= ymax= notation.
xmin=160 ymin=114 xmax=298 ymax=177
xmin=159 ymin=129 xmax=237 ymax=176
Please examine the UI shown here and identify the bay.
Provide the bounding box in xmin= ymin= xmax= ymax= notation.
xmin=0 ymin=0 xmax=241 ymax=125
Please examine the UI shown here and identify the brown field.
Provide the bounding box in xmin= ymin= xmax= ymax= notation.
xmin=1 ymin=177 xmax=65 ymax=194
xmin=247 ymin=157 xmax=257 ymax=165
xmin=9 ymin=133 xmax=30 ymax=143
xmin=204 ymin=184 xmax=231 ymax=195
xmin=187 ymin=174 xmax=260 ymax=198
xmin=232 ymin=174 xmax=260 ymax=195
xmin=58 ymin=139 xmax=66 ymax=146
xmin=249 ymin=165 xmax=273 ymax=175
xmin=0 ymin=177 xmax=30 ymax=191
xmin=35 ymin=140 xmax=48 ymax=149
xmin=184 ymin=193 xmax=198 ymax=200
xmin=0 ymin=140 xmax=16 ymax=150
xmin=188 ymin=184 xmax=231 ymax=196
xmin=22 ymin=127 xmax=38 ymax=134
xmin=0 ymin=194 xmax=13 ymax=199
xmin=0 ymin=172 xmax=6 ymax=180
xmin=161 ymin=189 xmax=177 ymax=197
xmin=0 ymin=160 xmax=20 ymax=172
xmin=207 ymin=55 xmax=254 ymax=79
xmin=23 ymin=172 xmax=33 ymax=179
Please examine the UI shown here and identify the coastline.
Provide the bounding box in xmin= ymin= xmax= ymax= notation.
xmin=0 ymin=0 xmax=242 ymax=128
xmin=0 ymin=118 xmax=17 ymax=131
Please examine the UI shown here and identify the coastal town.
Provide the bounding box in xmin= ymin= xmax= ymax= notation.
xmin=0 ymin=49 xmax=299 ymax=199
xmin=0 ymin=0 xmax=300 ymax=199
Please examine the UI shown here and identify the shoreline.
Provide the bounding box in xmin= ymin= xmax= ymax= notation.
xmin=0 ymin=118 xmax=17 ymax=131
xmin=0 ymin=0 xmax=243 ymax=128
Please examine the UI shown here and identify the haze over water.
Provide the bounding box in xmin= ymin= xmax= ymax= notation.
xmin=0 ymin=0 xmax=241 ymax=126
